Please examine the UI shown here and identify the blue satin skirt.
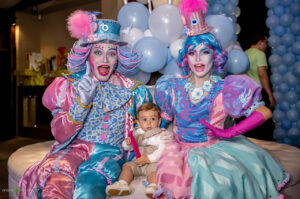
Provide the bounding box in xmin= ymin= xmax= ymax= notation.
xmin=73 ymin=143 xmax=125 ymax=199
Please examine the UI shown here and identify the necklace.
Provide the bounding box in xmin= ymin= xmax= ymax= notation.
xmin=184 ymin=75 xmax=220 ymax=101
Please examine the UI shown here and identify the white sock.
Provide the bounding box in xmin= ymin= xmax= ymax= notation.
xmin=118 ymin=179 xmax=128 ymax=185
xmin=148 ymin=183 xmax=157 ymax=188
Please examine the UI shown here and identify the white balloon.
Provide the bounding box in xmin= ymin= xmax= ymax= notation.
xmin=170 ymin=38 xmax=184 ymax=59
xmin=144 ymin=29 xmax=152 ymax=37
xmin=121 ymin=27 xmax=144 ymax=48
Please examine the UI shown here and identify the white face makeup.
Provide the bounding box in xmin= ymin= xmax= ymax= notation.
xmin=187 ymin=43 xmax=214 ymax=79
xmin=87 ymin=42 xmax=118 ymax=82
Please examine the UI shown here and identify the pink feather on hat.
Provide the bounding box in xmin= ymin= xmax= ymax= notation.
xmin=179 ymin=0 xmax=208 ymax=17
xmin=67 ymin=10 xmax=91 ymax=39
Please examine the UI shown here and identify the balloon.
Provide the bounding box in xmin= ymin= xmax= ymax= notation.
xmin=225 ymin=49 xmax=249 ymax=74
xmin=224 ymin=2 xmax=235 ymax=15
xmin=163 ymin=59 xmax=182 ymax=77
xmin=144 ymin=29 xmax=152 ymax=37
xmin=291 ymin=2 xmax=300 ymax=15
xmin=273 ymin=109 xmax=285 ymax=121
xmin=285 ymin=91 xmax=298 ymax=103
xmin=294 ymin=62 xmax=300 ymax=76
xmin=270 ymin=73 xmax=282 ymax=84
xmin=280 ymin=0 xmax=292 ymax=6
xmin=274 ymin=45 xmax=287 ymax=56
xmin=279 ymin=101 xmax=290 ymax=112
xmin=266 ymin=0 xmax=279 ymax=9
xmin=134 ymin=37 xmax=167 ymax=73
xmin=287 ymin=110 xmax=299 ymax=122
xmin=234 ymin=7 xmax=241 ymax=17
xmin=234 ymin=23 xmax=241 ymax=34
xmin=291 ymin=22 xmax=300 ymax=34
xmin=266 ymin=16 xmax=279 ymax=28
xmin=268 ymin=35 xmax=281 ymax=48
xmin=170 ymin=39 xmax=184 ymax=59
xmin=120 ymin=27 xmax=145 ymax=48
xmin=282 ymin=53 xmax=295 ymax=65
xmin=206 ymin=15 xmax=235 ymax=49
xmin=288 ymin=128 xmax=300 ymax=138
xmin=149 ymin=4 xmax=184 ymax=45
xmin=277 ymin=64 xmax=288 ymax=73
xmin=212 ymin=4 xmax=224 ymax=14
xmin=274 ymin=25 xmax=286 ymax=36
xmin=273 ymin=91 xmax=282 ymax=102
xmin=118 ymin=2 xmax=149 ymax=31
xmin=281 ymin=120 xmax=292 ymax=129
xmin=273 ymin=5 xmax=285 ymax=16
xmin=292 ymin=41 xmax=300 ymax=54
xmin=268 ymin=54 xmax=282 ymax=66
xmin=281 ymin=33 xmax=295 ymax=45
xmin=278 ymin=83 xmax=289 ymax=93
xmin=127 ymin=70 xmax=151 ymax=84
xmin=274 ymin=128 xmax=286 ymax=140
xmin=280 ymin=14 xmax=293 ymax=26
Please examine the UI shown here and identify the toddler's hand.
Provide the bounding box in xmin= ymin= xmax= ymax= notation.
xmin=135 ymin=155 xmax=150 ymax=166
xmin=125 ymin=137 xmax=131 ymax=145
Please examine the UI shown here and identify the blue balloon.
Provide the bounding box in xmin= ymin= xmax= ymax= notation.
xmin=267 ymin=10 xmax=274 ymax=17
xmin=296 ymin=101 xmax=300 ymax=111
xmin=288 ymin=128 xmax=300 ymax=138
xmin=291 ymin=2 xmax=300 ymax=15
xmin=274 ymin=45 xmax=287 ymax=56
xmin=287 ymin=110 xmax=299 ymax=122
xmin=266 ymin=0 xmax=279 ymax=8
xmin=206 ymin=15 xmax=235 ymax=49
xmin=212 ymin=4 xmax=224 ymax=14
xmin=294 ymin=61 xmax=300 ymax=76
xmin=281 ymin=33 xmax=295 ymax=45
xmin=280 ymin=14 xmax=293 ymax=26
xmin=279 ymin=83 xmax=289 ymax=93
xmin=283 ymin=137 xmax=293 ymax=145
xmin=270 ymin=73 xmax=282 ymax=84
xmin=268 ymin=35 xmax=281 ymax=48
xmin=127 ymin=70 xmax=151 ymax=84
xmin=281 ymin=120 xmax=292 ymax=129
xmin=277 ymin=64 xmax=288 ymax=73
xmin=280 ymin=0 xmax=292 ymax=6
xmin=224 ymin=3 xmax=235 ymax=15
xmin=134 ymin=37 xmax=167 ymax=73
xmin=274 ymin=127 xmax=286 ymax=140
xmin=117 ymin=2 xmax=150 ymax=31
xmin=225 ymin=49 xmax=249 ymax=74
xmin=282 ymin=53 xmax=296 ymax=65
xmin=273 ymin=109 xmax=285 ymax=121
xmin=284 ymin=72 xmax=298 ymax=86
xmin=285 ymin=91 xmax=298 ymax=103
xmin=266 ymin=16 xmax=279 ymax=28
xmin=279 ymin=101 xmax=290 ymax=112
xmin=163 ymin=59 xmax=183 ymax=77
xmin=273 ymin=92 xmax=282 ymax=102
xmin=292 ymin=41 xmax=300 ymax=54
xmin=292 ymin=22 xmax=300 ymax=34
xmin=274 ymin=25 xmax=286 ymax=36
xmin=268 ymin=54 xmax=282 ymax=66
xmin=274 ymin=5 xmax=285 ymax=16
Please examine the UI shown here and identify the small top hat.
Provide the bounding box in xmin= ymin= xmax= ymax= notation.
xmin=179 ymin=0 xmax=213 ymax=36
xmin=67 ymin=10 xmax=127 ymax=46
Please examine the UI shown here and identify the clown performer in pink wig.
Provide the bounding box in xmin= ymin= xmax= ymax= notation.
xmin=17 ymin=10 xmax=153 ymax=199
xmin=154 ymin=0 xmax=289 ymax=198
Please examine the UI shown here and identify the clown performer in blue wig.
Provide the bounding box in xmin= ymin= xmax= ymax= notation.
xmin=154 ymin=0 xmax=289 ymax=198
xmin=18 ymin=10 xmax=152 ymax=199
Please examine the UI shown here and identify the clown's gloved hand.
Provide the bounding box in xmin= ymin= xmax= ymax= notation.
xmin=200 ymin=111 xmax=265 ymax=139
xmin=77 ymin=62 xmax=97 ymax=106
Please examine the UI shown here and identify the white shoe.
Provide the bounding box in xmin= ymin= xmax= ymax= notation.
xmin=145 ymin=184 xmax=157 ymax=198
xmin=106 ymin=181 xmax=131 ymax=196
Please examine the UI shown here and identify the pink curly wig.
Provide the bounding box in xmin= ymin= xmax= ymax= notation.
xmin=179 ymin=0 xmax=208 ymax=18
xmin=67 ymin=10 xmax=91 ymax=39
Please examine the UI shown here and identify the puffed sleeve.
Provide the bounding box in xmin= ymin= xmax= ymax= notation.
xmin=42 ymin=77 xmax=84 ymax=143
xmin=154 ymin=76 xmax=175 ymax=125
xmin=222 ymin=75 xmax=265 ymax=118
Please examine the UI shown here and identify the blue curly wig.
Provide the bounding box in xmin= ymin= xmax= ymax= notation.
xmin=177 ymin=33 xmax=228 ymax=75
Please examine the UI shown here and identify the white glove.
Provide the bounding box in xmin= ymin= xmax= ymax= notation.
xmin=77 ymin=62 xmax=97 ymax=106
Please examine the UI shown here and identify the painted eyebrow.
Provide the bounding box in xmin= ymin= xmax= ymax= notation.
xmin=108 ymin=47 xmax=117 ymax=51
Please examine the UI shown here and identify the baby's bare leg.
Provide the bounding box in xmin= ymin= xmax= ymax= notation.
xmin=119 ymin=164 xmax=134 ymax=184
xmin=147 ymin=171 xmax=156 ymax=184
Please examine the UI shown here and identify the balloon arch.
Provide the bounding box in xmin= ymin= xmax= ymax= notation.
xmin=118 ymin=0 xmax=300 ymax=147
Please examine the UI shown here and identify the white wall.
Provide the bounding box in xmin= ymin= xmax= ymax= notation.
xmin=15 ymin=0 xmax=123 ymax=69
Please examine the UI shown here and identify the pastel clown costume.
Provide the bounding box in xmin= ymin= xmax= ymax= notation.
xmin=154 ymin=0 xmax=289 ymax=198
xmin=18 ymin=11 xmax=152 ymax=199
